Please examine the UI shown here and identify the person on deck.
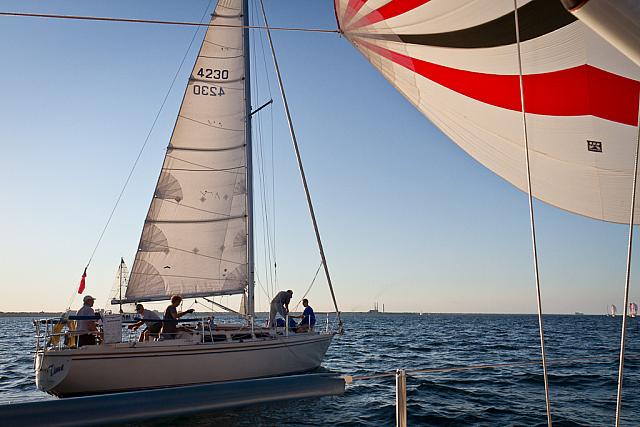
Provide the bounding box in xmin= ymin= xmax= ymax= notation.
xmin=129 ymin=304 xmax=162 ymax=342
xmin=76 ymin=295 xmax=99 ymax=347
xmin=162 ymin=295 xmax=195 ymax=339
xmin=269 ymin=290 xmax=293 ymax=327
xmin=294 ymin=298 xmax=316 ymax=333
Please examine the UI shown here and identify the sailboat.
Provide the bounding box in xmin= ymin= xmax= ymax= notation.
xmin=609 ymin=304 xmax=618 ymax=317
xmin=34 ymin=0 xmax=337 ymax=397
xmin=106 ymin=258 xmax=135 ymax=318
xmin=629 ymin=303 xmax=638 ymax=318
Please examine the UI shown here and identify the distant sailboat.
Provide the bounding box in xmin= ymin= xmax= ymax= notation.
xmin=106 ymin=258 xmax=134 ymax=316
xmin=629 ymin=303 xmax=638 ymax=318
xmin=609 ymin=304 xmax=618 ymax=317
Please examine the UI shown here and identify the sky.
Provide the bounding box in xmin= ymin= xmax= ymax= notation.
xmin=0 ymin=0 xmax=638 ymax=314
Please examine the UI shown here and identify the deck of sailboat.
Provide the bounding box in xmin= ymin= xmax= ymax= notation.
xmin=39 ymin=328 xmax=333 ymax=356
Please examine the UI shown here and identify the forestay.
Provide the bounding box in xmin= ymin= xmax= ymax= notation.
xmin=126 ymin=0 xmax=249 ymax=302
xmin=334 ymin=0 xmax=640 ymax=223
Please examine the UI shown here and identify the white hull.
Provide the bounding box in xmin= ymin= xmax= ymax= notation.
xmin=36 ymin=332 xmax=333 ymax=397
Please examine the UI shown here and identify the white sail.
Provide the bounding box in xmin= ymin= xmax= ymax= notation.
xmin=126 ymin=0 xmax=249 ymax=302
xmin=239 ymin=292 xmax=247 ymax=315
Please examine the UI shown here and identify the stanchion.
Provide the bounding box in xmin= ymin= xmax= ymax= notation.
xmin=396 ymin=369 xmax=407 ymax=427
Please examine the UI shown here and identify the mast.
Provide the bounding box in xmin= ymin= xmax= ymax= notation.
xmin=243 ymin=0 xmax=255 ymax=318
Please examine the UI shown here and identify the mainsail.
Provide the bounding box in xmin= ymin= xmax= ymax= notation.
xmin=334 ymin=0 xmax=640 ymax=224
xmin=126 ymin=0 xmax=250 ymax=302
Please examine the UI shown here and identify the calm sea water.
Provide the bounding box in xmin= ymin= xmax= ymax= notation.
xmin=1 ymin=314 xmax=639 ymax=426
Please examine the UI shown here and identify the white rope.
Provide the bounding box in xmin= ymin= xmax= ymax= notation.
xmin=293 ymin=261 xmax=324 ymax=311
xmin=615 ymin=90 xmax=640 ymax=427
xmin=63 ymin=0 xmax=214 ymax=312
xmin=513 ymin=2 xmax=552 ymax=425
xmin=258 ymin=0 xmax=343 ymax=331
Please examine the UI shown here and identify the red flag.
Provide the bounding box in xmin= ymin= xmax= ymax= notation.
xmin=78 ymin=268 xmax=87 ymax=294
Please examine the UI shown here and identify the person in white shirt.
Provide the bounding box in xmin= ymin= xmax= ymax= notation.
xmin=76 ymin=295 xmax=99 ymax=347
xmin=128 ymin=304 xmax=162 ymax=342
xmin=269 ymin=290 xmax=293 ymax=327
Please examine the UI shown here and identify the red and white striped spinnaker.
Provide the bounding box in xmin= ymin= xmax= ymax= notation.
xmin=334 ymin=0 xmax=640 ymax=223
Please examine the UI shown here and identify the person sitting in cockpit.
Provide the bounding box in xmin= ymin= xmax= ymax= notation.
xmin=162 ymin=295 xmax=194 ymax=339
xmin=129 ymin=304 xmax=162 ymax=342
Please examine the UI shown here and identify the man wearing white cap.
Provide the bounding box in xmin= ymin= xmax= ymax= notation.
xmin=76 ymin=295 xmax=98 ymax=347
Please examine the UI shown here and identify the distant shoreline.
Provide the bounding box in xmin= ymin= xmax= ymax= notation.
xmin=0 ymin=311 xmax=607 ymax=317
xmin=0 ymin=312 xmax=61 ymax=317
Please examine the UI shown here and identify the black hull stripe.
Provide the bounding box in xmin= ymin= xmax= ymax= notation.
xmin=352 ymin=0 xmax=576 ymax=49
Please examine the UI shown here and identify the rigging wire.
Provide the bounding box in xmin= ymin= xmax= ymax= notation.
xmin=64 ymin=0 xmax=214 ymax=310
xmin=513 ymin=2 xmax=552 ymax=426
xmin=256 ymin=117 xmax=276 ymax=298
xmin=249 ymin=10 xmax=265 ymax=300
xmin=0 ymin=11 xmax=340 ymax=33
xmin=249 ymin=0 xmax=282 ymax=304
xmin=258 ymin=14 xmax=276 ymax=305
xmin=249 ymin=4 xmax=274 ymax=302
xmin=258 ymin=108 xmax=277 ymax=298
xmin=253 ymin=0 xmax=279 ymax=294
xmin=292 ymin=261 xmax=324 ymax=311
xmin=254 ymin=273 xmax=271 ymax=308
xmin=258 ymin=0 xmax=343 ymax=332
xmin=250 ymin=0 xmax=279 ymax=302
xmin=255 ymin=274 xmax=271 ymax=310
xmin=615 ymin=91 xmax=640 ymax=427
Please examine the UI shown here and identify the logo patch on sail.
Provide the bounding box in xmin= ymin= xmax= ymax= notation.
xmin=587 ymin=140 xmax=603 ymax=153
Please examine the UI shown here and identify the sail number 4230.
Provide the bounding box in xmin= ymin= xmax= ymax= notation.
xmin=194 ymin=68 xmax=229 ymax=96
xmin=193 ymin=85 xmax=225 ymax=96
xmin=197 ymin=68 xmax=229 ymax=80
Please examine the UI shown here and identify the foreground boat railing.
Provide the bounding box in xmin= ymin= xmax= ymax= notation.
xmin=342 ymin=354 xmax=640 ymax=427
